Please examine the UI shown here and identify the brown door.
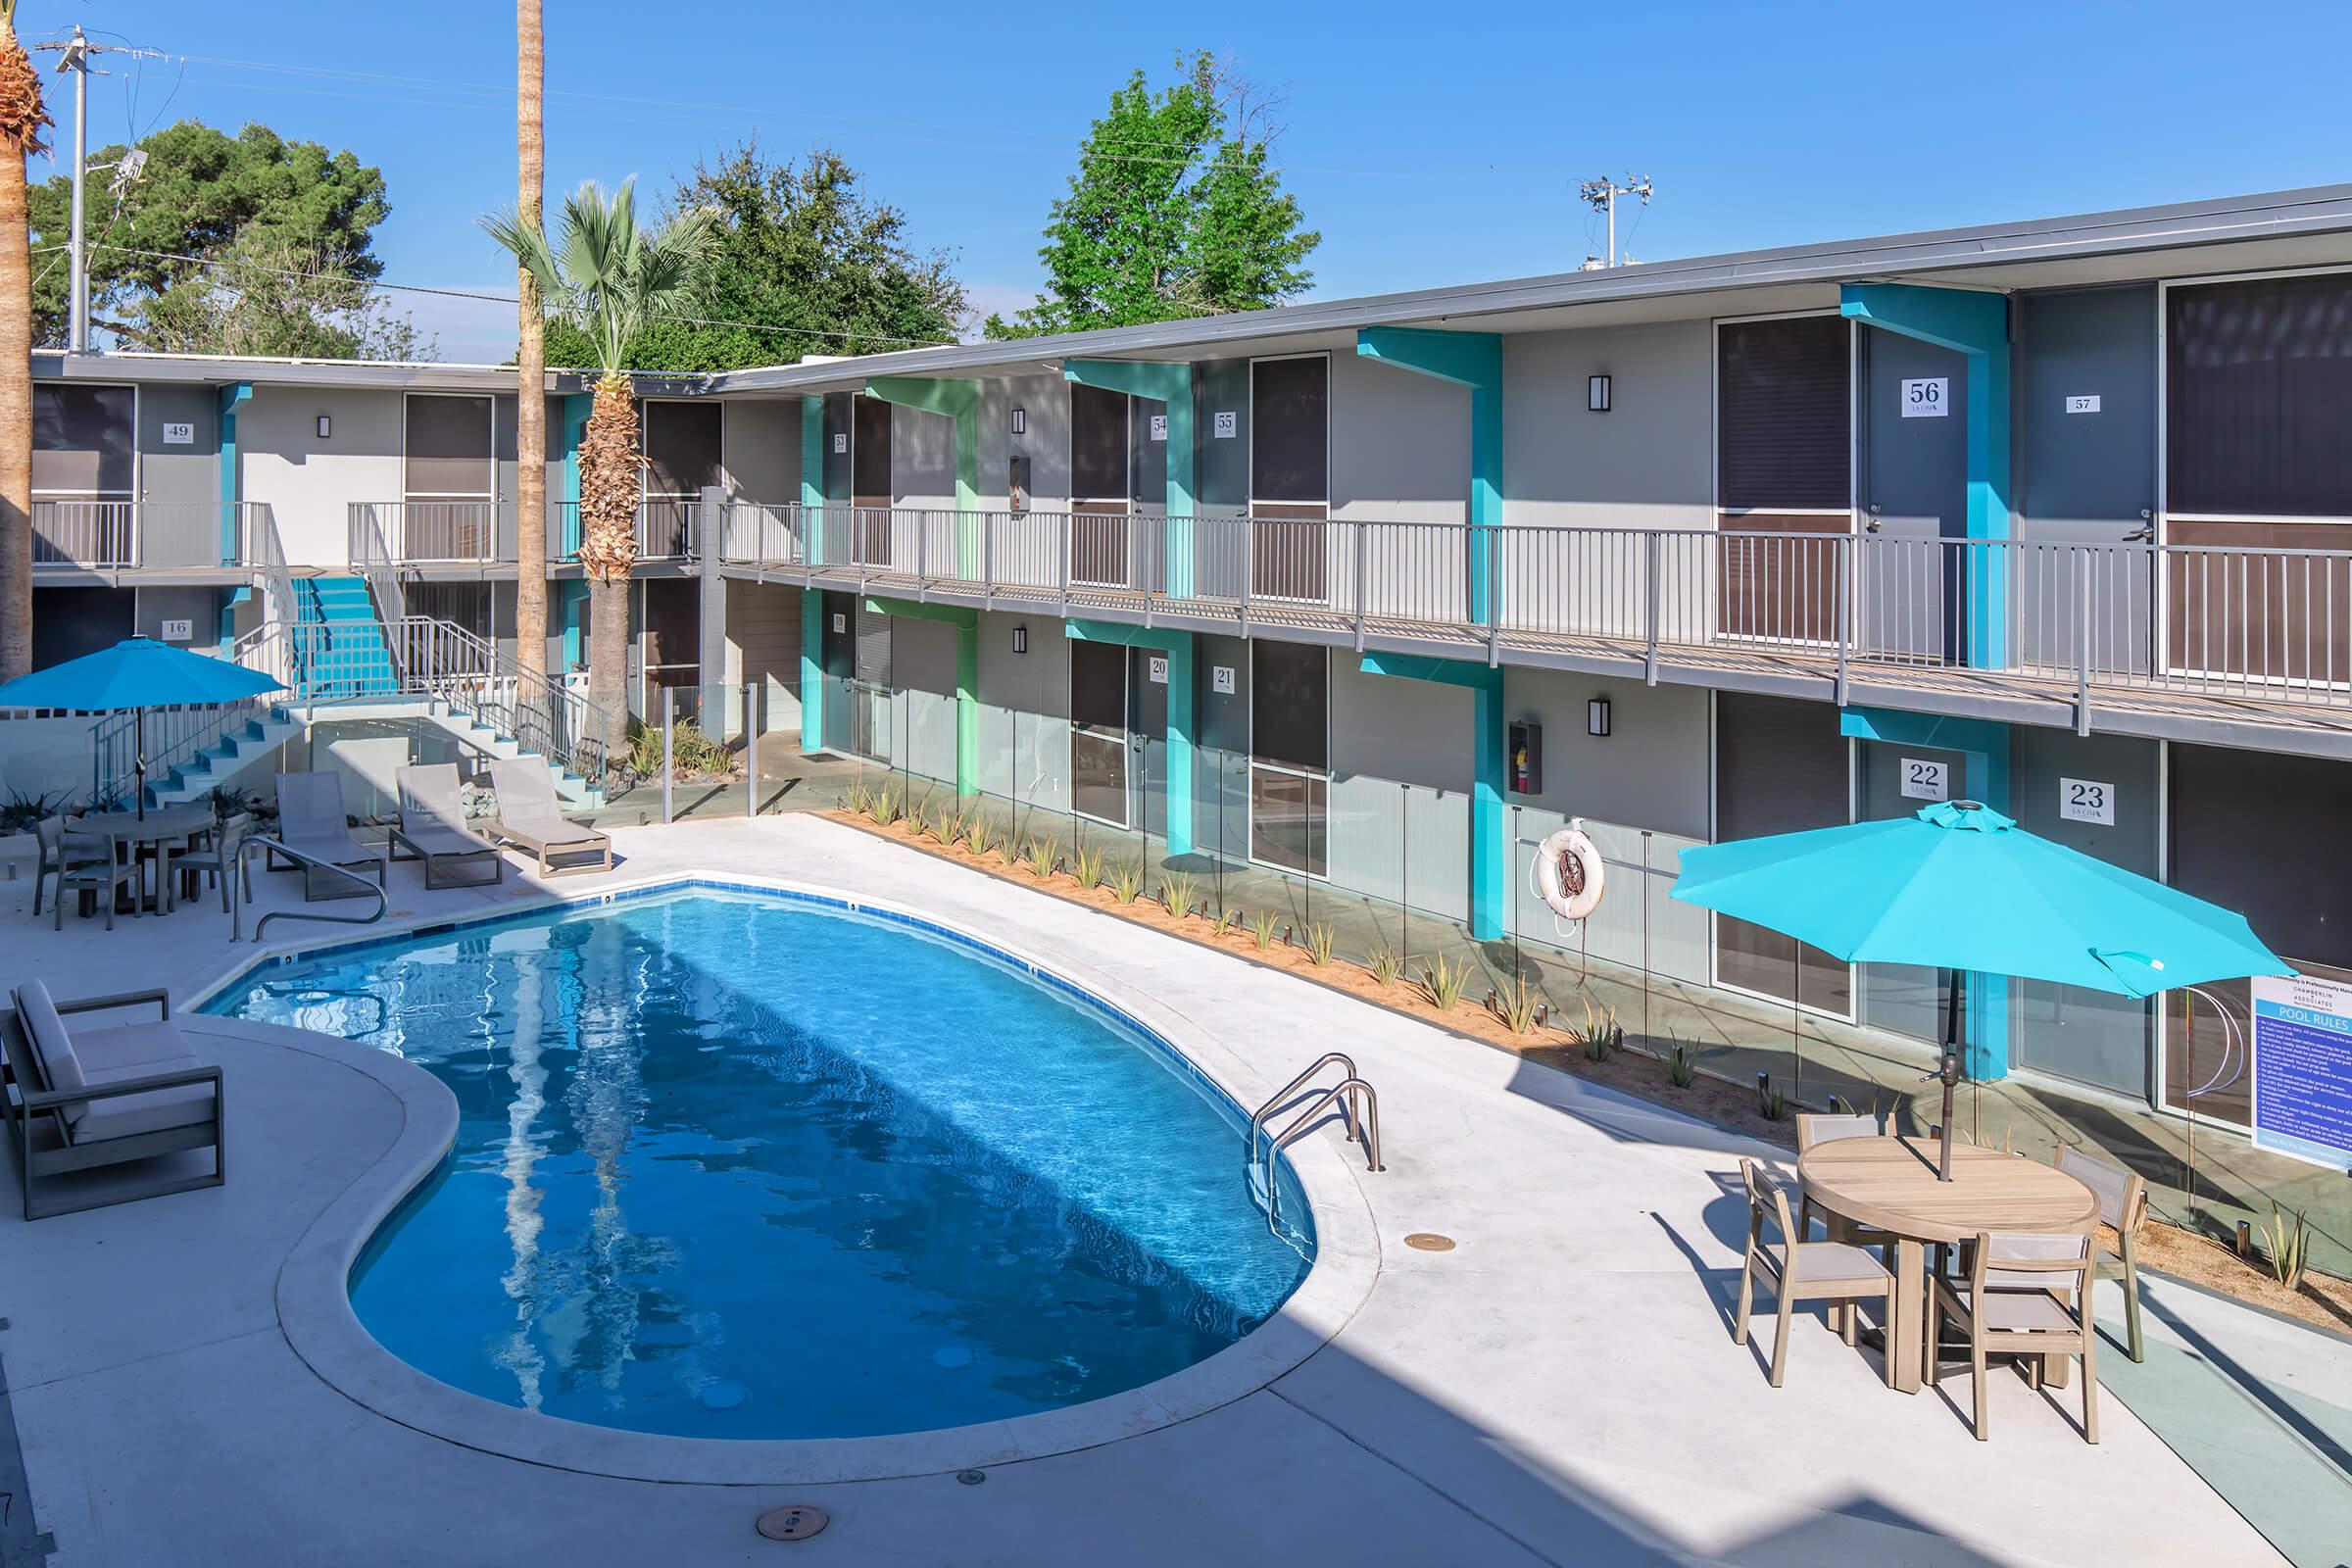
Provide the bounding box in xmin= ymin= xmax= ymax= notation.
xmin=1070 ymin=381 xmax=1131 ymax=588
xmin=853 ymin=394 xmax=893 ymax=564
xmin=1250 ymin=357 xmax=1330 ymax=603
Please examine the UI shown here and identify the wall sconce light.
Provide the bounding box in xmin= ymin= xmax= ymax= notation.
xmin=1012 ymin=624 xmax=1028 ymax=655
xmin=1588 ymin=375 xmax=1611 ymax=414
xmin=1587 ymin=697 xmax=1612 ymax=737
xmin=316 ymin=414 xmax=332 ymax=438
xmin=1009 ymin=407 xmax=1026 ymax=436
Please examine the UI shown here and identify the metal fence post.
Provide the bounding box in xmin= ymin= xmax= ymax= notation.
xmin=662 ymin=684 xmax=674 ymax=825
xmin=1834 ymin=534 xmax=1850 ymax=707
xmin=1058 ymin=512 xmax=1070 ymax=617
xmin=1353 ymin=520 xmax=1368 ymax=653
xmin=1642 ymin=530 xmax=1661 ymax=686
xmin=2076 ymin=557 xmax=2094 ymax=736
xmin=746 ymin=681 xmax=760 ymax=816
xmin=983 ymin=511 xmax=995 ymax=610
xmin=1487 ymin=526 xmax=1502 ymax=668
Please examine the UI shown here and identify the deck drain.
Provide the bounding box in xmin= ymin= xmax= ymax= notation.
xmin=757 ymin=1504 xmax=829 ymax=1542
xmin=1404 ymin=1232 xmax=1456 ymax=1252
xmin=956 ymin=1469 xmax=987 ymax=1486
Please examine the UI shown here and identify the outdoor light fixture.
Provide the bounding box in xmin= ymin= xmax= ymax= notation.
xmin=1012 ymin=624 xmax=1028 ymax=655
xmin=1009 ymin=407 xmax=1026 ymax=435
xmin=1588 ymin=697 xmax=1611 ymax=737
xmin=1588 ymin=375 xmax=1611 ymax=414
xmin=316 ymin=414 xmax=332 ymax=438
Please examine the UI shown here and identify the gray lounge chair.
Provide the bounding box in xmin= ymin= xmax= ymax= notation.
xmin=2 ymin=980 xmax=223 ymax=1220
xmin=269 ymin=771 xmax=388 ymax=901
xmin=389 ymin=764 xmax=504 ymax=889
xmin=487 ymin=759 xmax=612 ymax=877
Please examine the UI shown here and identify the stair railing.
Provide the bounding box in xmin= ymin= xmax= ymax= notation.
xmin=90 ymin=694 xmax=276 ymax=808
xmin=347 ymin=503 xmax=410 ymax=625
xmin=382 ymin=615 xmax=613 ymax=789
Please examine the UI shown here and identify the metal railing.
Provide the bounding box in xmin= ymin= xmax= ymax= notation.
xmin=91 ymin=694 xmax=278 ymax=808
xmin=719 ymin=503 xmax=2352 ymax=723
xmin=348 ymin=500 xmax=500 ymax=566
xmin=1256 ymin=1075 xmax=1383 ymax=1235
xmin=32 ymin=498 xmax=282 ymax=571
xmin=554 ymin=499 xmax=699 ymax=562
xmin=239 ymin=836 xmax=387 ymax=944
xmin=31 ymin=497 xmax=139 ymax=566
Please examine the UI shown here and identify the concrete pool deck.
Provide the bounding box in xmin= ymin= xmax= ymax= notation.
xmin=0 ymin=814 xmax=2306 ymax=1565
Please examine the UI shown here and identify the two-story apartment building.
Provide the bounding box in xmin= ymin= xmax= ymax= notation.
xmin=22 ymin=181 xmax=2352 ymax=1265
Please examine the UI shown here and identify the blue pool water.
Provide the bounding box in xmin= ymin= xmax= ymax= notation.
xmin=203 ymin=887 xmax=1312 ymax=1440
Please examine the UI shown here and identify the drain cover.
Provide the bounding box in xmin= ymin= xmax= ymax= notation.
xmin=1403 ymin=1232 xmax=1456 ymax=1252
xmin=757 ymin=1505 xmax=829 ymax=1542
xmin=956 ymin=1469 xmax=988 ymax=1486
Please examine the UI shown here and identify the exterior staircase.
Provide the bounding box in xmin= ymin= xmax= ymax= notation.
xmin=144 ymin=705 xmax=305 ymax=808
xmin=289 ymin=576 xmax=401 ymax=701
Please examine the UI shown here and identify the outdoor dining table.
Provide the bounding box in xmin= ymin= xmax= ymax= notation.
xmin=1796 ymin=1134 xmax=2100 ymax=1395
xmin=66 ymin=805 xmax=219 ymax=916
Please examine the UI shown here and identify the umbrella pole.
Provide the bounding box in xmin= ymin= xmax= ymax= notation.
xmin=134 ymin=707 xmax=146 ymax=821
xmin=1936 ymin=966 xmax=1965 ymax=1182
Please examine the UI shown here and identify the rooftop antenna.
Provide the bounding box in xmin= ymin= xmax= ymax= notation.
xmin=35 ymin=26 xmax=170 ymax=354
xmin=1578 ymin=173 xmax=1654 ymax=270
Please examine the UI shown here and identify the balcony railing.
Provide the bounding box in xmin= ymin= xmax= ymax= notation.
xmin=715 ymin=504 xmax=2352 ymax=723
xmin=348 ymin=500 xmax=501 ymax=565
xmin=554 ymin=499 xmax=698 ymax=562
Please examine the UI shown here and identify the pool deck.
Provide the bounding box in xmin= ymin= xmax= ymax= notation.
xmin=0 ymin=814 xmax=2312 ymax=1566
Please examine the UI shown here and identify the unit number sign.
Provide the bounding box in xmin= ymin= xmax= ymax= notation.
xmin=2059 ymin=777 xmax=2116 ymax=826
xmin=833 ymin=433 xmax=848 ymax=454
xmin=1148 ymin=655 xmax=1169 ymax=685
xmin=1212 ymin=664 xmax=1236 ymax=695
xmin=161 ymin=421 xmax=195 ymax=445
xmin=1900 ymin=377 xmax=1949 ymax=418
xmin=1212 ymin=411 xmax=1238 ymax=439
xmin=1898 ymin=757 xmax=1950 ymax=801
xmin=159 ymin=618 xmax=193 ymax=641
xmin=1149 ymin=414 xmax=1168 ymax=442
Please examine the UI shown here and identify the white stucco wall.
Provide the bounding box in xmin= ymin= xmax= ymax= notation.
xmin=237 ymin=386 xmax=405 ymax=569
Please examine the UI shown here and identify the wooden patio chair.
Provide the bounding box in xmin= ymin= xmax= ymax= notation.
xmin=1794 ymin=1111 xmax=1894 ymax=1252
xmin=1733 ymin=1157 xmax=1897 ymax=1390
xmin=1928 ymin=1223 xmax=2100 ymax=1443
xmin=2057 ymin=1145 xmax=2149 ymax=1362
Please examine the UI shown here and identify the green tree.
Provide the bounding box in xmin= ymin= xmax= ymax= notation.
xmin=131 ymin=234 xmax=430 ymax=360
xmin=543 ymin=141 xmax=965 ymax=371
xmin=989 ymin=52 xmax=1317 ymax=338
xmin=26 ymin=119 xmax=399 ymax=351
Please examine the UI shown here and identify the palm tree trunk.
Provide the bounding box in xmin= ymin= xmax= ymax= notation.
xmin=513 ymin=0 xmax=548 ymax=686
xmin=0 ymin=14 xmax=45 ymax=683
xmin=579 ymin=374 xmax=639 ymax=760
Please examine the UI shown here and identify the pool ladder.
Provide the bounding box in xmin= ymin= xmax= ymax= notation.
xmin=1248 ymin=1053 xmax=1384 ymax=1235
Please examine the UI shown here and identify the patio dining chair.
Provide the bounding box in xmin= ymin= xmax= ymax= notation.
xmin=1927 ymin=1223 xmax=2100 ymax=1443
xmin=31 ymin=814 xmax=107 ymax=919
xmin=1733 ymin=1157 xmax=1897 ymax=1390
xmin=1794 ymin=1111 xmax=1893 ymax=1253
xmin=2056 ymin=1146 xmax=2149 ymax=1362
xmin=174 ymin=812 xmax=255 ymax=914
xmin=41 ymin=817 xmax=137 ymax=930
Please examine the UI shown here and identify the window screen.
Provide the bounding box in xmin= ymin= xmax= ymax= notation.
xmin=32 ymin=383 xmax=132 ymax=494
xmin=2170 ymin=743 xmax=2351 ymax=967
xmin=852 ymin=395 xmax=892 ymax=504
xmin=405 ymin=395 xmax=493 ymax=499
xmin=2167 ymin=272 xmax=2352 ymax=516
xmin=644 ymin=401 xmax=721 ymax=497
xmin=1250 ymin=357 xmax=1328 ymax=505
xmin=1071 ymin=382 xmax=1128 ymax=501
xmin=1714 ymin=693 xmax=1849 ymax=1012
xmin=1717 ymin=317 xmax=1849 ymax=512
xmin=1070 ymin=640 xmax=1127 ymax=730
xmin=1250 ymin=640 xmax=1328 ymax=771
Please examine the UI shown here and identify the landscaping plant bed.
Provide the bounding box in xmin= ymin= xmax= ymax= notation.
xmin=821 ymin=805 xmax=2352 ymax=1333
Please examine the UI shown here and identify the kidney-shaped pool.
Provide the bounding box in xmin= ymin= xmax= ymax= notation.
xmin=204 ymin=886 xmax=1312 ymax=1441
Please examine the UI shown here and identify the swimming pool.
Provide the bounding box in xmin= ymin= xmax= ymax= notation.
xmin=204 ymin=886 xmax=1313 ymax=1441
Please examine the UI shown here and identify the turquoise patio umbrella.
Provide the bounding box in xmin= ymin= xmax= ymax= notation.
xmin=0 ymin=636 xmax=286 ymax=819
xmin=1671 ymin=799 xmax=2289 ymax=1177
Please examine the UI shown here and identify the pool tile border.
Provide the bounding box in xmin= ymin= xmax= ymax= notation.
xmin=256 ymin=870 xmax=1383 ymax=1486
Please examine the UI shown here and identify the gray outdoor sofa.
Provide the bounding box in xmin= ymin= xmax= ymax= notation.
xmin=2 ymin=980 xmax=224 ymax=1220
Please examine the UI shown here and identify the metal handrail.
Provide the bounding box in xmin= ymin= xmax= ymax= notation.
xmin=1258 ymin=1075 xmax=1383 ymax=1235
xmin=1248 ymin=1052 xmax=1359 ymax=1162
xmin=239 ymin=835 xmax=388 ymax=944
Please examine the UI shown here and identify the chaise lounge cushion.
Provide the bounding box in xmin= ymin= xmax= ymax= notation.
xmin=13 ymin=980 xmax=82 ymax=1102
xmin=10 ymin=980 xmax=207 ymax=1141
xmin=70 ymin=1075 xmax=217 ymax=1143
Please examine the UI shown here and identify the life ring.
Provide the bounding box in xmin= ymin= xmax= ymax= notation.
xmin=1535 ymin=824 xmax=1605 ymax=921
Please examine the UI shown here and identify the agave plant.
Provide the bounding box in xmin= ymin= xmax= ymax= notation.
xmin=1667 ymin=1039 xmax=1697 ymax=1089
xmin=1070 ymin=845 xmax=1105 ymax=890
xmin=1301 ymin=922 xmax=1337 ymax=965
xmin=1110 ymin=865 xmax=1143 ymax=905
xmin=1368 ymin=947 xmax=1402 ymax=987
xmin=1024 ymin=836 xmax=1060 ymax=877
xmin=1212 ymin=906 xmax=1240 ymax=939
xmin=1418 ymin=954 xmax=1468 ymax=1010
xmin=1159 ymin=871 xmax=1197 ymax=918
xmin=2262 ymin=1203 xmax=2310 ymax=1291
xmin=1491 ymin=974 xmax=1542 ymax=1035
xmin=1250 ymin=911 xmax=1280 ymax=951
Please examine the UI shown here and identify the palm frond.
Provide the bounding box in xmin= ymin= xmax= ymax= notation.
xmin=480 ymin=176 xmax=718 ymax=378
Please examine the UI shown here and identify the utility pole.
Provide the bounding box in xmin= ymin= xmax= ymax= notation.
xmin=1578 ymin=173 xmax=1654 ymax=269
xmin=35 ymin=27 xmax=167 ymax=354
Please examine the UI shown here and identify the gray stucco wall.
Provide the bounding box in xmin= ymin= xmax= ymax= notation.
xmin=979 ymin=374 xmax=1069 ymax=510
xmin=1501 ymin=319 xmax=1713 ymax=532
xmin=973 ymin=607 xmax=1068 ymax=811
xmin=1332 ymin=347 xmax=1468 ymax=525
xmin=133 ymin=585 xmax=228 ymax=653
xmin=239 ymin=385 xmax=404 ymax=567
xmin=890 ymin=401 xmax=959 ymax=512
xmin=721 ymin=399 xmax=800 ymax=505
xmin=135 ymin=382 xmax=224 ymax=567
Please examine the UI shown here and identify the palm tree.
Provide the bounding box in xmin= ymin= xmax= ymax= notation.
xmin=0 ymin=2 xmax=51 ymax=681
xmin=513 ymin=0 xmax=548 ymax=689
xmin=482 ymin=180 xmax=713 ymax=758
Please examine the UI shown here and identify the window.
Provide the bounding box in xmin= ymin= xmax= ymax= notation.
xmin=643 ymin=400 xmax=720 ymax=559
xmin=2167 ymin=272 xmax=2352 ymax=518
xmin=1250 ymin=640 xmax=1329 ymax=877
xmin=1070 ymin=381 xmax=1131 ymax=588
xmin=31 ymin=383 xmax=133 ymax=496
xmin=1250 ymin=356 xmax=1329 ymax=602
xmin=851 ymin=394 xmax=892 ymax=564
xmin=404 ymin=394 xmax=495 ymax=562
xmin=1712 ymin=693 xmax=1850 ymax=1015
xmin=1069 ymin=640 xmax=1130 ymax=827
xmin=1715 ymin=317 xmax=1849 ymax=643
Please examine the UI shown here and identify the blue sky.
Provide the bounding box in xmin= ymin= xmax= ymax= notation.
xmin=35 ymin=0 xmax=2352 ymax=363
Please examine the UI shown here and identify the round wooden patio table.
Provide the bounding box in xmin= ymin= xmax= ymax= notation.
xmin=1796 ymin=1134 xmax=2098 ymax=1394
xmin=68 ymin=805 xmax=217 ymax=915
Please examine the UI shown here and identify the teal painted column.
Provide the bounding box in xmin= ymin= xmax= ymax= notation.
xmin=1839 ymin=285 xmax=2013 ymax=669
xmin=216 ymin=382 xmax=252 ymax=566
xmin=865 ymin=377 xmax=981 ymax=577
xmin=1358 ymin=652 xmax=1506 ymax=941
xmin=1064 ymin=360 xmax=1195 ymax=597
xmin=1839 ymin=707 xmax=2014 ymax=1080
xmin=800 ymin=396 xmax=830 ymax=754
xmin=1064 ymin=618 xmax=1194 ymax=855
xmin=866 ymin=597 xmax=977 ymax=794
xmin=558 ymin=580 xmax=588 ymax=672
xmin=800 ymin=396 xmax=825 ymax=564
xmin=1356 ymin=328 xmax=1502 ymax=623
xmin=560 ymin=393 xmax=592 ymax=560
xmin=800 ymin=588 xmax=825 ymax=755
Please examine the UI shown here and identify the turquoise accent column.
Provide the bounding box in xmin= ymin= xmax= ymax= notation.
xmin=1064 ymin=618 xmax=1194 ymax=855
xmin=1355 ymin=328 xmax=1502 ymax=623
xmin=216 ymin=382 xmax=252 ymax=566
xmin=1063 ymin=361 xmax=1196 ymax=597
xmin=800 ymin=588 xmax=825 ymax=755
xmin=866 ymin=597 xmax=977 ymax=795
xmin=865 ymin=377 xmax=981 ymax=577
xmin=800 ymin=396 xmax=825 ymax=564
xmin=1839 ymin=706 xmax=2013 ymax=1079
xmin=560 ymin=393 xmax=592 ymax=560
xmin=1358 ymin=652 xmax=1506 ymax=940
xmin=1838 ymin=285 xmax=2013 ymax=669
xmin=558 ymin=580 xmax=587 ymax=671
xmin=218 ymin=586 xmax=248 ymax=649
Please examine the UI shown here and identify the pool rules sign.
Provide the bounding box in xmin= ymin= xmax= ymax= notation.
xmin=2251 ymin=973 xmax=2352 ymax=1170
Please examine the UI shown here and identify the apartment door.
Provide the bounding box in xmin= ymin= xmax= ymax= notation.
xmin=1854 ymin=739 xmax=1971 ymax=1045
xmin=852 ymin=394 xmax=893 ymax=565
xmin=1070 ymin=381 xmax=1131 ymax=589
xmin=1070 ymin=639 xmax=1131 ymax=827
xmin=851 ymin=599 xmax=893 ymax=761
xmin=1714 ymin=317 xmax=1849 ymax=644
xmin=819 ymin=590 xmax=856 ymax=753
xmin=1861 ymin=331 xmax=1969 ymax=663
xmin=638 ymin=577 xmax=700 ymax=714
xmin=643 ymin=400 xmax=720 ymax=560
xmin=1250 ymin=355 xmax=1330 ymax=602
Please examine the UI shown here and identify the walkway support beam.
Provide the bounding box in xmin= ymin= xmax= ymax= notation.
xmin=865 ymin=376 xmax=981 ymax=577
xmin=800 ymin=397 xmax=826 ymax=754
xmin=1839 ymin=284 xmax=2013 ymax=669
xmin=217 ymin=381 xmax=252 ymax=569
xmin=1064 ymin=617 xmax=1194 ymax=855
xmin=866 ymin=596 xmax=978 ymax=797
xmin=1063 ymin=361 xmax=1195 ymax=598
xmin=1355 ymin=327 xmax=1502 ymax=623
xmin=1357 ymin=651 xmax=1505 ymax=941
